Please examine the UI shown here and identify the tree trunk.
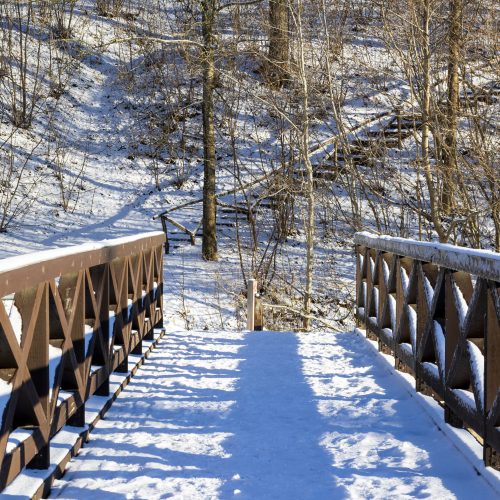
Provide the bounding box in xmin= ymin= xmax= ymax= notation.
xmin=201 ymin=0 xmax=218 ymax=261
xmin=268 ymin=0 xmax=289 ymax=88
xmin=442 ymin=0 xmax=462 ymax=214
xmin=293 ymin=0 xmax=314 ymax=331
xmin=420 ymin=0 xmax=447 ymax=243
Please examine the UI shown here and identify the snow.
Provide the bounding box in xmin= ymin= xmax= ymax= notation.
xmin=422 ymin=362 xmax=439 ymax=379
xmin=382 ymin=259 xmax=390 ymax=283
xmin=433 ymin=321 xmax=446 ymax=374
xmin=358 ymin=254 xmax=364 ymax=272
xmin=454 ymin=389 xmax=477 ymax=412
xmin=0 ymin=232 xmax=164 ymax=275
xmin=407 ymin=304 xmax=417 ymax=352
xmin=467 ymin=341 xmax=484 ymax=410
xmin=388 ymin=295 xmax=397 ymax=332
xmin=109 ymin=311 xmax=116 ymax=345
xmin=0 ymin=378 xmax=13 ymax=425
xmin=141 ymin=281 xmax=157 ymax=305
xmin=3 ymin=296 xmax=23 ymax=345
xmin=6 ymin=429 xmax=34 ymax=455
xmin=400 ymin=267 xmax=409 ymax=295
xmin=382 ymin=327 xmax=394 ymax=339
xmin=373 ymin=286 xmax=379 ymax=314
xmin=49 ymin=345 xmax=63 ymax=399
xmin=48 ymin=329 xmax=499 ymax=499
xmin=452 ymin=282 xmax=469 ymax=327
xmin=423 ymin=276 xmax=434 ymax=304
xmin=0 ymin=4 xmax=495 ymax=496
xmin=84 ymin=324 xmax=94 ymax=356
xmin=400 ymin=342 xmax=413 ymax=357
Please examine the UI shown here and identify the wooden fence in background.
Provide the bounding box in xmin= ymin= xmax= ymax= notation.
xmin=0 ymin=232 xmax=165 ymax=490
xmin=355 ymin=232 xmax=500 ymax=468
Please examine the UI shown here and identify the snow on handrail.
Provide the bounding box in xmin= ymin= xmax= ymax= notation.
xmin=355 ymin=231 xmax=500 ymax=282
xmin=0 ymin=231 xmax=165 ymax=297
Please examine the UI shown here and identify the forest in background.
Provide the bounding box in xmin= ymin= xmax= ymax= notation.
xmin=0 ymin=0 xmax=498 ymax=330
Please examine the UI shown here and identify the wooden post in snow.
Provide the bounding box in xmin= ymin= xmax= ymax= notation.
xmin=254 ymin=294 xmax=263 ymax=331
xmin=247 ymin=279 xmax=257 ymax=331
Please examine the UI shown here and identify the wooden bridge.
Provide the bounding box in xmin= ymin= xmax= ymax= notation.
xmin=0 ymin=232 xmax=499 ymax=497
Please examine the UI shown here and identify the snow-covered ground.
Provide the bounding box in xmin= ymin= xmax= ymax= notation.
xmin=49 ymin=327 xmax=499 ymax=499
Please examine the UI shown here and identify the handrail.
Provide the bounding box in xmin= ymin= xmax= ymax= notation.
xmin=0 ymin=232 xmax=165 ymax=297
xmin=355 ymin=231 xmax=500 ymax=282
xmin=355 ymin=232 xmax=500 ymax=469
xmin=0 ymin=232 xmax=165 ymax=489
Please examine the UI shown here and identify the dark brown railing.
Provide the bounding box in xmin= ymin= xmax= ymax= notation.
xmin=355 ymin=232 xmax=500 ymax=468
xmin=0 ymin=232 xmax=165 ymax=489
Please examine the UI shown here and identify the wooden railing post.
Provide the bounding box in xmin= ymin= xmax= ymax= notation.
xmin=247 ymin=279 xmax=257 ymax=331
xmin=254 ymin=294 xmax=263 ymax=331
xmin=485 ymin=281 xmax=500 ymax=467
xmin=26 ymin=284 xmax=50 ymax=470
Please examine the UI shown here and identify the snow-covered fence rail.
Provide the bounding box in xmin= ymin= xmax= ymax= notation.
xmin=355 ymin=232 xmax=500 ymax=469
xmin=0 ymin=232 xmax=165 ymax=491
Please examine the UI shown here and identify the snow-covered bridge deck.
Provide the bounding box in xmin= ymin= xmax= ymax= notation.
xmin=49 ymin=328 xmax=498 ymax=499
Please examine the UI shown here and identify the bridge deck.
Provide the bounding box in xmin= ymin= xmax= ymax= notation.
xmin=49 ymin=329 xmax=498 ymax=499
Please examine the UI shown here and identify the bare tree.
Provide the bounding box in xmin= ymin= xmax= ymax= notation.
xmin=201 ymin=0 xmax=218 ymax=260
xmin=0 ymin=1 xmax=43 ymax=128
xmin=268 ymin=0 xmax=289 ymax=87
xmin=441 ymin=0 xmax=463 ymax=214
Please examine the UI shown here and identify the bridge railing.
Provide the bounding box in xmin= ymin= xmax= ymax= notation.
xmin=355 ymin=232 xmax=500 ymax=468
xmin=0 ymin=232 xmax=165 ymax=489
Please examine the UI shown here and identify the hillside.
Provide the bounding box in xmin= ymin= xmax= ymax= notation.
xmin=0 ymin=0 xmax=497 ymax=330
